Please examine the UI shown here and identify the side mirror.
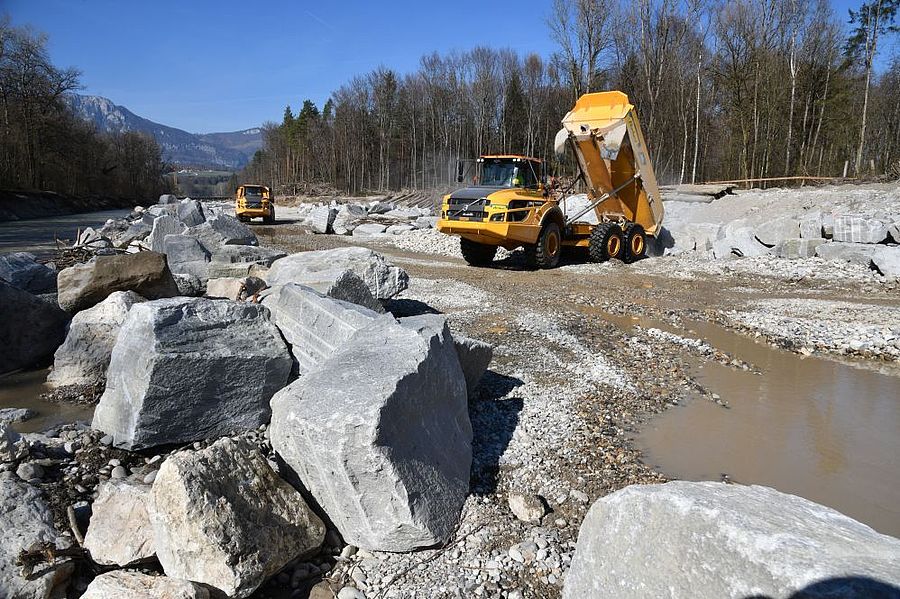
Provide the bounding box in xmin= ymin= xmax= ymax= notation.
xmin=456 ymin=161 xmax=464 ymax=183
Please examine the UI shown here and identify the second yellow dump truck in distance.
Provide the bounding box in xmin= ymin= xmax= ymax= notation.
xmin=436 ymin=91 xmax=664 ymax=268
xmin=235 ymin=184 xmax=275 ymax=224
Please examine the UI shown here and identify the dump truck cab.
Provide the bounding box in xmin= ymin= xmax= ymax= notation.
xmin=437 ymin=91 xmax=663 ymax=269
xmin=438 ymin=155 xmax=565 ymax=263
xmin=235 ymin=184 xmax=275 ymax=224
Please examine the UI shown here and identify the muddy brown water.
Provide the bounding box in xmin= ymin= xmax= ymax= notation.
xmin=632 ymin=317 xmax=900 ymax=537
xmin=0 ymin=369 xmax=94 ymax=433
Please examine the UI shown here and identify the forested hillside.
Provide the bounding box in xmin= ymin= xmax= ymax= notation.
xmin=243 ymin=0 xmax=900 ymax=194
xmin=0 ymin=18 xmax=167 ymax=199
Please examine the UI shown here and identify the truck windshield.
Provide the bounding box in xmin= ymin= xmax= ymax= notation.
xmin=480 ymin=161 xmax=519 ymax=187
xmin=244 ymin=187 xmax=264 ymax=198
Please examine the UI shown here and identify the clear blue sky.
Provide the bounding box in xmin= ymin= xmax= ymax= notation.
xmin=1 ymin=0 xmax=893 ymax=134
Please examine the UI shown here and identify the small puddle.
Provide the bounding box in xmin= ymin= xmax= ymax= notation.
xmin=636 ymin=320 xmax=900 ymax=537
xmin=0 ymin=369 xmax=94 ymax=433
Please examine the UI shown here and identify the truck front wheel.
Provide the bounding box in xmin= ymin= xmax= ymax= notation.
xmin=460 ymin=238 xmax=497 ymax=266
xmin=526 ymin=222 xmax=563 ymax=269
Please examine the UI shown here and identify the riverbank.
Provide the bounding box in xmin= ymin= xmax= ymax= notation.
xmin=0 ymin=190 xmax=138 ymax=223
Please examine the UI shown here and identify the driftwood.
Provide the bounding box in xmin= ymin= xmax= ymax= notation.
xmin=16 ymin=544 xmax=86 ymax=580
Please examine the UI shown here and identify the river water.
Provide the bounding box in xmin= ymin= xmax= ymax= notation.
xmin=630 ymin=317 xmax=900 ymax=537
xmin=0 ymin=209 xmax=131 ymax=258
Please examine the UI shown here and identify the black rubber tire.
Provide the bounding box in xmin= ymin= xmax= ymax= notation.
xmin=525 ymin=221 xmax=563 ymax=269
xmin=263 ymin=208 xmax=275 ymax=224
xmin=588 ymin=223 xmax=624 ymax=262
xmin=238 ymin=215 xmax=250 ymax=223
xmin=460 ymin=237 xmax=497 ymax=266
xmin=623 ymin=223 xmax=647 ymax=263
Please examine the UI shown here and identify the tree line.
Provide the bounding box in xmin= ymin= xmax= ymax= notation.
xmin=0 ymin=18 xmax=167 ymax=200
xmin=244 ymin=0 xmax=900 ymax=194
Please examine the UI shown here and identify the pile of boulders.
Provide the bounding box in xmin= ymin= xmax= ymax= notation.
xmin=669 ymin=208 xmax=900 ymax=277
xmin=293 ymin=199 xmax=438 ymax=238
xmin=0 ymin=205 xmax=495 ymax=597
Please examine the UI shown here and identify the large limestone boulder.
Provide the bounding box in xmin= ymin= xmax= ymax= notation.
xmin=56 ymin=251 xmax=179 ymax=313
xmin=332 ymin=204 xmax=367 ymax=235
xmin=92 ymin=298 xmax=292 ymax=449
xmin=563 ymin=481 xmax=900 ymax=599
xmin=150 ymin=438 xmax=325 ymax=598
xmin=1 ymin=421 xmax=27 ymax=463
xmin=148 ymin=214 xmax=187 ymax=253
xmin=164 ymin=234 xmax=211 ymax=280
xmin=815 ymin=242 xmax=877 ymax=268
xmin=176 ymin=199 xmax=206 ymax=227
xmin=682 ymin=222 xmax=722 ymax=251
xmin=754 ymin=216 xmax=800 ymax=247
xmin=308 ymin=206 xmax=338 ymax=234
xmin=83 ymin=480 xmax=155 ymax=566
xmin=351 ymin=223 xmax=388 ymax=237
xmin=0 ymin=252 xmax=57 ymax=293
xmin=398 ymin=314 xmax=493 ymax=393
xmin=268 ymin=266 xmax=381 ymax=311
xmin=266 ymin=247 xmax=408 ymax=302
xmin=0 ymin=282 xmax=69 ymax=375
xmin=158 ymin=193 xmax=179 ymax=204
xmin=799 ymin=210 xmax=824 ymax=239
xmin=260 ymin=284 xmax=391 ymax=374
xmin=206 ymin=245 xmax=286 ymax=279
xmin=82 ymin=571 xmax=209 ymax=599
xmin=712 ymin=227 xmax=770 ymax=259
xmin=872 ymin=246 xmax=900 ymax=277
xmin=832 ymin=214 xmax=890 ymax=244
xmin=47 ymin=291 xmax=145 ymax=388
xmin=270 ymin=316 xmax=472 ymax=552
xmin=186 ymin=212 xmax=257 ymax=249
xmin=0 ymin=479 xmax=74 ymax=599
xmin=774 ymin=238 xmax=828 ymax=259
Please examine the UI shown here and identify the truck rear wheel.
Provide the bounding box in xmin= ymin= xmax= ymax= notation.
xmin=460 ymin=238 xmax=497 ymax=266
xmin=623 ymin=223 xmax=646 ymax=263
xmin=526 ymin=222 xmax=563 ymax=269
xmin=589 ymin=223 xmax=624 ymax=262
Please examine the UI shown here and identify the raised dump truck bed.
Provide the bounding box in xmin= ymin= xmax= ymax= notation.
xmin=437 ymin=91 xmax=664 ymax=268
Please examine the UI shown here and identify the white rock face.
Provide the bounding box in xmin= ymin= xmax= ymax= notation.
xmin=872 ymin=246 xmax=900 ymax=277
xmin=81 ymin=570 xmax=209 ymax=599
xmin=832 ymin=215 xmax=889 ymax=244
xmin=0 ymin=422 xmax=27 ymax=463
xmin=83 ymin=480 xmax=155 ymax=566
xmin=563 ymin=481 xmax=900 ymax=599
xmin=266 ymin=247 xmax=409 ymax=302
xmin=754 ymin=216 xmax=800 ymax=247
xmin=799 ymin=210 xmax=824 ymax=239
xmin=309 ymin=206 xmax=338 ymax=233
xmin=48 ymin=290 xmax=145 ymax=388
xmin=270 ymin=316 xmax=472 ymax=552
xmin=351 ymin=223 xmax=388 ymax=237
xmin=0 ymin=479 xmax=74 ymax=599
xmin=148 ymin=215 xmax=187 ymax=253
xmin=260 ymin=284 xmax=390 ymax=374
xmin=775 ymin=238 xmax=828 ymax=259
xmin=92 ymin=298 xmax=292 ymax=449
xmin=265 ymin=265 xmax=382 ymax=312
xmin=712 ymin=227 xmax=770 ymax=259
xmin=332 ymin=204 xmax=367 ymax=235
xmin=150 ymin=438 xmax=325 ymax=598
xmin=164 ymin=234 xmax=211 ymax=280
xmin=816 ymin=242 xmax=877 ymax=267
xmin=187 ymin=213 xmax=257 ymax=249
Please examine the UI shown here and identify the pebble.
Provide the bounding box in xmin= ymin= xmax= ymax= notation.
xmin=16 ymin=462 xmax=43 ymax=481
xmin=337 ymin=587 xmax=365 ymax=599
xmin=143 ymin=470 xmax=158 ymax=484
xmin=110 ymin=466 xmax=127 ymax=479
xmin=570 ymin=489 xmax=590 ymax=503
xmin=340 ymin=545 xmax=358 ymax=559
xmin=108 ymin=458 xmax=121 ymax=467
xmin=99 ymin=435 xmax=113 ymax=446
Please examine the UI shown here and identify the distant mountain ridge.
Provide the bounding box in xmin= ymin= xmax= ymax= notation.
xmin=66 ymin=94 xmax=262 ymax=169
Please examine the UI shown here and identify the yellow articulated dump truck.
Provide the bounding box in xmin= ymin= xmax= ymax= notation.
xmin=235 ymin=184 xmax=275 ymax=224
xmin=436 ymin=91 xmax=663 ymax=268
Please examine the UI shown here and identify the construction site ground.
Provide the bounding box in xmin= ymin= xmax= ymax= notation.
xmin=255 ymin=220 xmax=900 ymax=598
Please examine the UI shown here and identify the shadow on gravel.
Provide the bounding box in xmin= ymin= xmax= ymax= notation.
xmin=383 ymin=298 xmax=442 ymax=317
xmin=743 ymin=575 xmax=900 ymax=599
xmin=469 ymin=370 xmax=525 ymax=495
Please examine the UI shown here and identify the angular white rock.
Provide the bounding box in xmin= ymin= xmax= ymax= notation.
xmin=351 ymin=223 xmax=388 ymax=237
xmin=832 ymin=215 xmax=889 ymax=244
xmin=774 ymin=238 xmax=828 ymax=260
xmin=83 ymin=480 xmax=155 ymax=566
xmin=48 ymin=290 xmax=145 ymax=388
xmin=754 ymin=216 xmax=800 ymax=247
xmin=563 ymin=481 xmax=900 ymax=599
xmin=148 ymin=214 xmax=186 ymax=253
xmin=260 ymin=284 xmax=390 ymax=374
xmin=164 ymin=234 xmax=211 ymax=280
xmin=0 ymin=479 xmax=74 ymax=599
xmin=332 ymin=204 xmax=368 ymax=235
xmin=270 ymin=317 xmax=472 ymax=552
xmin=815 ymin=242 xmax=877 ymax=267
xmin=150 ymin=438 xmax=325 ymax=598
xmin=81 ymin=570 xmax=209 ymax=599
xmin=308 ymin=206 xmax=338 ymax=234
xmin=266 ymin=247 xmax=408 ymax=302
xmin=92 ymin=297 xmax=292 ymax=449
